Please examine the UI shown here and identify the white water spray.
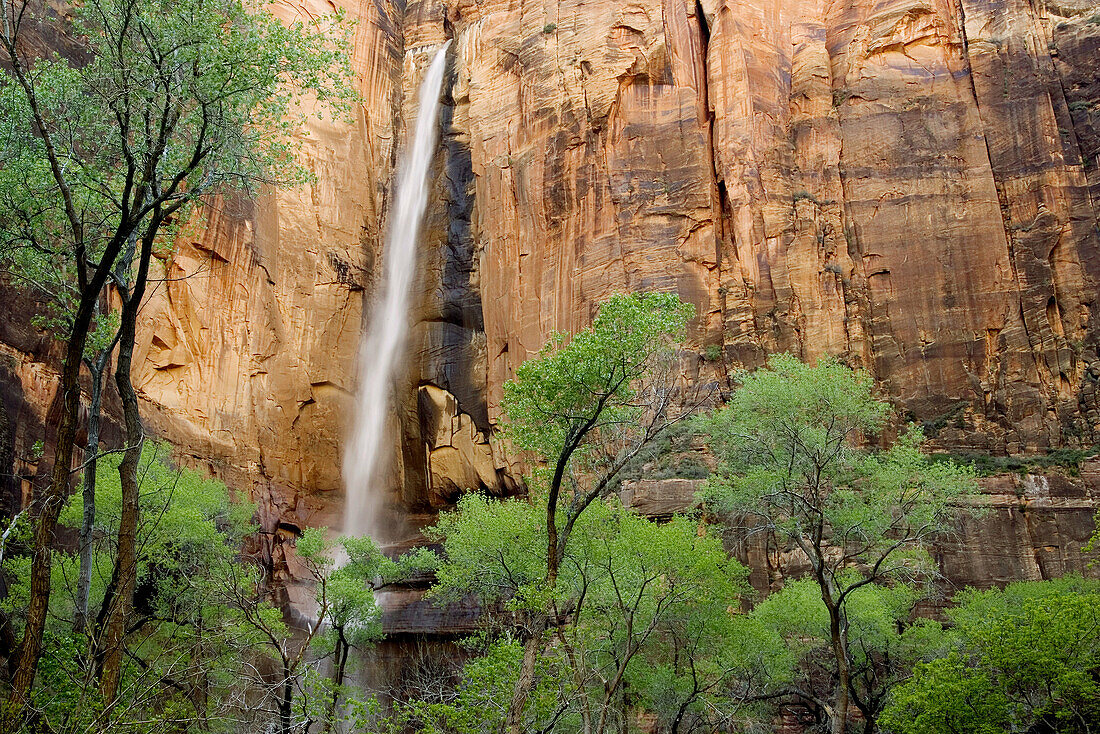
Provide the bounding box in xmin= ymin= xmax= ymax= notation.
xmin=343 ymin=42 xmax=451 ymax=538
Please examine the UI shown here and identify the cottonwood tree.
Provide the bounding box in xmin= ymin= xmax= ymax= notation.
xmin=741 ymin=579 xmax=945 ymax=733
xmin=0 ymin=0 xmax=357 ymax=713
xmin=422 ymin=495 xmax=748 ymax=734
xmin=701 ymin=355 xmax=978 ymax=734
xmin=492 ymin=291 xmax=707 ymax=733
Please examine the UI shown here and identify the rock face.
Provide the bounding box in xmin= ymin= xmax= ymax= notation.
xmin=128 ymin=0 xmax=406 ymax=537
xmin=619 ymin=468 xmax=1100 ymax=597
xmin=2 ymin=0 xmax=1100 ymax=579
xmin=436 ymin=0 xmax=1100 ymax=456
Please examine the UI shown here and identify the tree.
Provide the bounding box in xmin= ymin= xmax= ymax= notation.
xmin=701 ymin=354 xmax=978 ymax=734
xmin=223 ymin=528 xmax=388 ymax=734
xmin=493 ymin=291 xmax=703 ymax=733
xmin=0 ymin=0 xmax=357 ymax=710
xmin=880 ymin=577 xmax=1100 ymax=734
xmin=0 ymin=444 xmax=264 ymax=733
xmin=743 ymin=579 xmax=945 ymax=733
xmin=423 ymin=494 xmax=748 ymax=734
xmin=313 ymin=536 xmax=386 ymax=734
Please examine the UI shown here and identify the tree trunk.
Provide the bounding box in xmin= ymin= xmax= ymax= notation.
xmin=323 ymin=631 xmax=350 ymax=734
xmin=505 ymin=468 xmax=566 ymax=734
xmin=829 ymin=605 xmax=851 ymax=734
xmin=74 ymin=362 xmax=106 ymax=635
xmin=8 ymin=313 xmax=93 ymax=713
xmin=279 ymin=663 xmax=294 ymax=734
xmin=504 ymin=613 xmax=547 ymax=734
xmin=8 ymin=205 xmax=127 ymax=714
xmin=98 ymin=229 xmax=154 ymax=703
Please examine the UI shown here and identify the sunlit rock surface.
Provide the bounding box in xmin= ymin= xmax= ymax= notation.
xmin=2 ymin=0 xmax=1100 ymax=598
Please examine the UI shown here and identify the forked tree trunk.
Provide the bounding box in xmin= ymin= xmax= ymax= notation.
xmin=323 ymin=631 xmax=351 ymax=734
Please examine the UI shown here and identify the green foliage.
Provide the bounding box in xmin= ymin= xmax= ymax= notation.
xmin=0 ymin=0 xmax=358 ymax=338
xmin=701 ymin=354 xmax=979 ymax=733
xmin=881 ymin=578 xmax=1100 ymax=734
xmin=424 ymin=495 xmax=750 ymax=731
xmin=701 ymin=354 xmax=978 ymax=584
xmin=236 ymin=527 xmax=390 ymax=733
xmin=701 ymin=354 xmax=884 ymax=470
xmin=931 ymin=446 xmax=1100 ymax=477
xmin=297 ymin=529 xmax=390 ymax=650
xmin=749 ymin=579 xmax=946 ymax=727
xmin=1 ymin=444 xmax=393 ymax=733
xmin=501 ymin=291 xmax=693 ymax=474
xmin=0 ymin=444 xmax=265 ymax=732
xmin=469 ymin=291 xmax=701 ymax=731
xmin=394 ymin=637 xmax=569 ymax=734
xmin=428 ymin=493 xmax=547 ymax=610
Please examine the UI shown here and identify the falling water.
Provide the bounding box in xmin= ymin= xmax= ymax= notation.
xmin=343 ymin=42 xmax=451 ymax=538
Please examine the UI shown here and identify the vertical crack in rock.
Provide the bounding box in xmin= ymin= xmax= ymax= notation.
xmin=691 ymin=0 xmax=733 ymax=358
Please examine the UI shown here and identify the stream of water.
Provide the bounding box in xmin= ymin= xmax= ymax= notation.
xmin=343 ymin=42 xmax=451 ymax=539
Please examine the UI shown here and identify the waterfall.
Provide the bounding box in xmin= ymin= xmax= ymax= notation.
xmin=343 ymin=42 xmax=451 ymax=538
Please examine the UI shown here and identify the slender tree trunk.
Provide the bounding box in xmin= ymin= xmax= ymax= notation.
xmin=0 ymin=399 xmax=17 ymax=674
xmin=98 ymin=229 xmax=154 ymax=702
xmin=74 ymin=361 xmax=107 ymax=635
xmin=505 ymin=469 xmax=566 ymax=734
xmin=829 ymin=605 xmax=851 ymax=734
xmin=323 ymin=632 xmax=350 ymax=734
xmin=504 ymin=613 xmax=547 ymax=734
xmin=619 ymin=679 xmax=628 ymax=734
xmin=279 ymin=662 xmax=294 ymax=734
xmin=670 ymin=700 xmax=691 ymax=734
xmin=8 ymin=311 xmax=94 ymax=715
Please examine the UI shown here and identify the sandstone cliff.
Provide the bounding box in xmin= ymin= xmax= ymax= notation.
xmin=2 ymin=0 xmax=1100 ymax=581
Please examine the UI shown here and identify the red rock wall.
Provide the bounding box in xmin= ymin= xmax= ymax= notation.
xmin=434 ymin=0 xmax=1100 ymax=459
xmin=3 ymin=0 xmax=1100 ymax=559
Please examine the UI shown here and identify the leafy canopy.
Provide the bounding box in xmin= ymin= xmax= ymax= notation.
xmin=702 ymin=353 xmax=979 ymax=584
xmin=501 ymin=291 xmax=694 ymax=473
xmin=745 ymin=579 xmax=945 ymax=727
xmin=424 ymin=495 xmax=750 ymax=732
xmin=0 ymin=0 xmax=357 ymax=336
xmin=881 ymin=578 xmax=1100 ymax=734
xmin=0 ymin=445 xmax=263 ymax=732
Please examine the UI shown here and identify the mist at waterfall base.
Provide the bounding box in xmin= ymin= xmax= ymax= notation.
xmin=343 ymin=42 xmax=451 ymax=543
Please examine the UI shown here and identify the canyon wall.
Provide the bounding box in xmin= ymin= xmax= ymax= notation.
xmin=2 ymin=0 xmax=1100 ymax=577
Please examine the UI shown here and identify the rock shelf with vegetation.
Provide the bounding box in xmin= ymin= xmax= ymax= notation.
xmin=1 ymin=0 xmax=1099 ymax=730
